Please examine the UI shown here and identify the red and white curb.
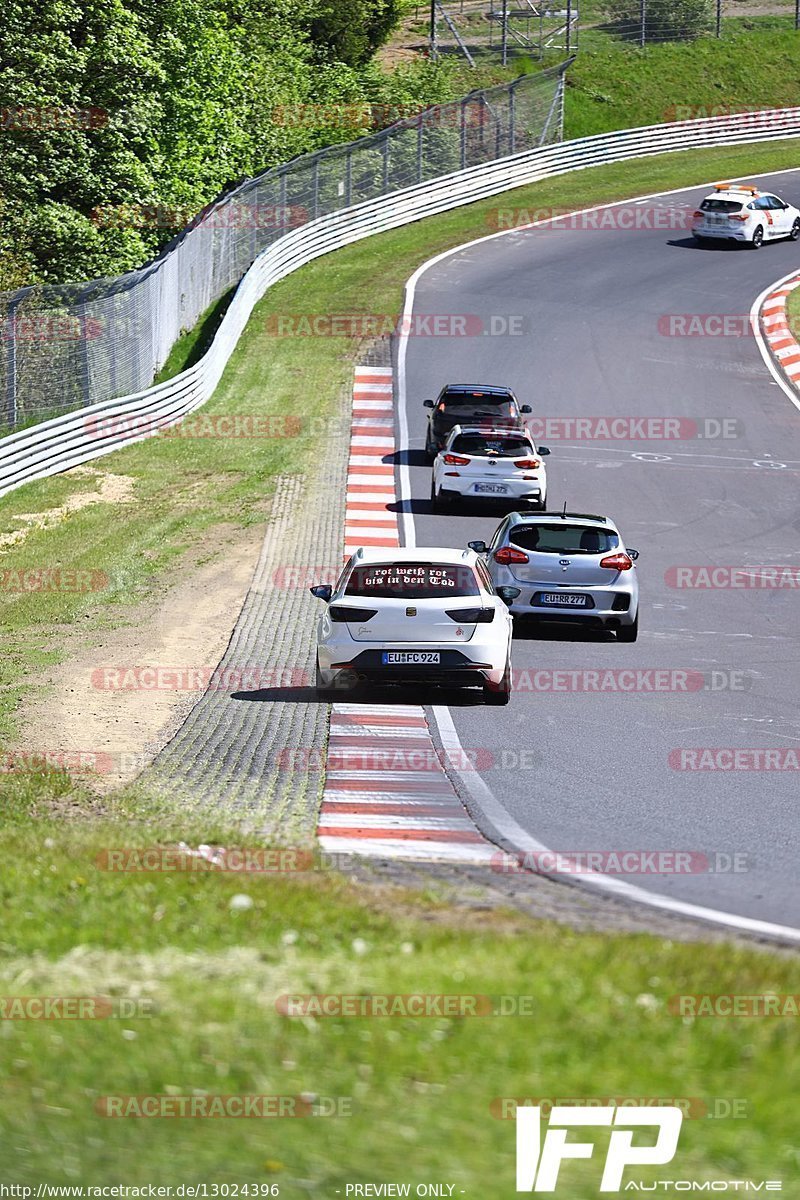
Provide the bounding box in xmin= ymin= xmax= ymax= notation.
xmin=317 ymin=365 xmax=496 ymax=863
xmin=760 ymin=272 xmax=800 ymax=385
xmin=345 ymin=366 xmax=399 ymax=558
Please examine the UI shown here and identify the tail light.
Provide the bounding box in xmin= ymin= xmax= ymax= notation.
xmin=730 ymin=213 xmax=749 ymax=222
xmin=513 ymin=458 xmax=540 ymax=469
xmin=443 ymin=454 xmax=470 ymax=466
xmin=494 ymin=546 xmax=529 ymax=566
xmin=445 ymin=607 xmax=495 ymax=623
xmin=693 ymin=210 xmax=704 ymax=218
xmin=599 ymin=553 xmax=633 ymax=572
xmin=329 ymin=605 xmax=379 ymax=622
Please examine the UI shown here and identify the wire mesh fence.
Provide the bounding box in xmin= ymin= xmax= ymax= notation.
xmin=0 ymin=67 xmax=567 ymax=436
xmin=432 ymin=0 xmax=798 ymax=57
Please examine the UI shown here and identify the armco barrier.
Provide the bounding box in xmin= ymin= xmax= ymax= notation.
xmin=2 ymin=107 xmax=799 ymax=501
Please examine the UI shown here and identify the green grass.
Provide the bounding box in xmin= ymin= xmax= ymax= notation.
xmin=2 ymin=139 xmax=800 ymax=1186
xmin=0 ymin=773 xmax=798 ymax=1188
xmin=565 ymin=27 xmax=800 ymax=138
xmin=784 ymin=278 xmax=800 ymax=343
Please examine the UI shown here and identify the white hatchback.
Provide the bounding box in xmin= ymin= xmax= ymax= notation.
xmin=311 ymin=547 xmax=518 ymax=704
xmin=431 ymin=425 xmax=550 ymax=510
xmin=692 ymin=182 xmax=800 ymax=248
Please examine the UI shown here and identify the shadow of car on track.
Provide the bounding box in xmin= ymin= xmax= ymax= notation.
xmin=667 ymin=236 xmax=752 ymax=251
xmin=511 ymin=619 xmax=617 ymax=643
xmin=230 ymin=683 xmax=491 ymax=707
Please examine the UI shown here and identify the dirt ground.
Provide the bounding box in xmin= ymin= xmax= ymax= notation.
xmin=16 ymin=492 xmax=265 ymax=794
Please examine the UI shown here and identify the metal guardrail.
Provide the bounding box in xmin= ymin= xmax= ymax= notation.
xmin=2 ymin=106 xmax=799 ymax=501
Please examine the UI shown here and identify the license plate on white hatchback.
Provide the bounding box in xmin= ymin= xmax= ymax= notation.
xmin=382 ymin=651 xmax=441 ymax=664
xmin=474 ymin=483 xmax=508 ymax=495
xmin=537 ymin=593 xmax=590 ymax=607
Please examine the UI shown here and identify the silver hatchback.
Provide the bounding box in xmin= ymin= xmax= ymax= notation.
xmin=469 ymin=511 xmax=640 ymax=641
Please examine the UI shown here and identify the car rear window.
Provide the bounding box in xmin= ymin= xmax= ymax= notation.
xmin=451 ymin=434 xmax=531 ymax=456
xmin=441 ymin=391 xmax=513 ymax=408
xmin=700 ymin=199 xmax=743 ymax=212
xmin=345 ymin=563 xmax=481 ymax=598
xmin=510 ymin=524 xmax=619 ymax=554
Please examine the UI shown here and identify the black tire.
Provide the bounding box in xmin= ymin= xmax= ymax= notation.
xmin=430 ymin=478 xmax=442 ymax=512
xmin=791 ymin=219 xmax=800 ymax=242
xmin=617 ymin=612 xmax=639 ymax=643
xmin=693 ymin=234 xmax=708 ymax=247
xmin=424 ymin=428 xmax=436 ymax=463
xmin=484 ymin=657 xmax=512 ymax=705
xmin=750 ymin=226 xmax=764 ymax=249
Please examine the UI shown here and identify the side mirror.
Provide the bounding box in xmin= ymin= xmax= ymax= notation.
xmin=423 ymin=399 xmax=434 ymax=409
xmin=497 ymin=586 xmax=521 ymax=605
xmin=310 ymin=584 xmax=333 ymax=601
xmin=520 ymin=404 xmax=532 ymax=414
xmin=468 ymin=540 xmax=488 ymax=554
xmin=627 ymin=549 xmax=640 ymax=562
xmin=539 ymin=445 xmax=551 ymax=456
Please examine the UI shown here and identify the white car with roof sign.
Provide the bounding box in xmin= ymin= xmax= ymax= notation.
xmin=692 ymin=182 xmax=800 ymax=248
xmin=310 ymin=547 xmax=517 ymax=704
xmin=431 ymin=425 xmax=550 ymax=510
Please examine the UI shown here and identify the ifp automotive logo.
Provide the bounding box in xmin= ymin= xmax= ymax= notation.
xmin=515 ymin=1105 xmax=683 ymax=1192
xmin=514 ymin=1105 xmax=782 ymax=1192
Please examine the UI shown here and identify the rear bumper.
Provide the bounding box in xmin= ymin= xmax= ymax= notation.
xmin=439 ymin=482 xmax=544 ymax=503
xmin=692 ymin=224 xmax=748 ymax=241
xmin=505 ymin=586 xmax=637 ymax=624
xmin=319 ymin=646 xmax=505 ymax=688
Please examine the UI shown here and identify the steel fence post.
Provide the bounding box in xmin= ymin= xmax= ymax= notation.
xmin=640 ymin=0 xmax=646 ymax=45
xmin=4 ymin=291 xmax=27 ymax=430
xmin=461 ymin=97 xmax=468 ymax=169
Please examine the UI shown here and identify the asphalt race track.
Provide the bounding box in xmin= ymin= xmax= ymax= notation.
xmin=398 ymin=171 xmax=800 ymax=929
